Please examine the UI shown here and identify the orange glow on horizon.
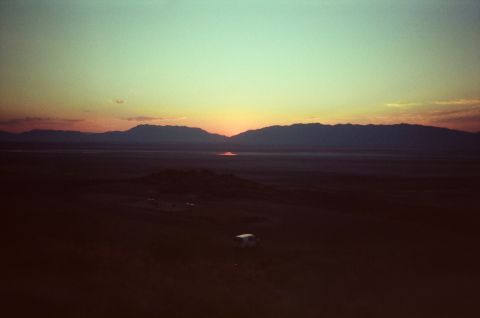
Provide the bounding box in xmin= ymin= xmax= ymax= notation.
xmin=1 ymin=116 xmax=479 ymax=135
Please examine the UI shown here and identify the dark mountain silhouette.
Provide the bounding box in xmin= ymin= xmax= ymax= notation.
xmin=0 ymin=131 xmax=15 ymax=139
xmin=0 ymin=125 xmax=227 ymax=144
xmin=0 ymin=123 xmax=479 ymax=150
xmin=229 ymin=123 xmax=480 ymax=150
xmin=94 ymin=125 xmax=227 ymax=143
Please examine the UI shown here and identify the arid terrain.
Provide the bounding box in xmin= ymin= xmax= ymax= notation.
xmin=2 ymin=146 xmax=480 ymax=317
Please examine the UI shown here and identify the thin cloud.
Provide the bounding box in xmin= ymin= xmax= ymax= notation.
xmin=124 ymin=116 xmax=187 ymax=122
xmin=0 ymin=117 xmax=83 ymax=126
xmin=379 ymin=103 xmax=480 ymax=131
xmin=429 ymin=105 xmax=480 ymax=124
xmin=385 ymin=102 xmax=423 ymax=108
xmin=385 ymin=98 xmax=480 ymax=108
xmin=125 ymin=116 xmax=163 ymax=122
xmin=433 ymin=99 xmax=480 ymax=106
xmin=436 ymin=114 xmax=480 ymax=124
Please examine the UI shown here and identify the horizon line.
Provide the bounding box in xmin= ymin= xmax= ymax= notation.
xmin=1 ymin=122 xmax=478 ymax=137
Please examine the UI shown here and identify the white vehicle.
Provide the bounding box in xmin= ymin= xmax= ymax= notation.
xmin=234 ymin=234 xmax=259 ymax=248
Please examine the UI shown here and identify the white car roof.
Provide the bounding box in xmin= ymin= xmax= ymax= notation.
xmin=236 ymin=234 xmax=255 ymax=238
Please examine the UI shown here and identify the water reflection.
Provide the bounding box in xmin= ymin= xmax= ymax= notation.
xmin=217 ymin=151 xmax=237 ymax=156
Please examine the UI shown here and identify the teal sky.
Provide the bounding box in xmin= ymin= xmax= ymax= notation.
xmin=1 ymin=0 xmax=479 ymax=135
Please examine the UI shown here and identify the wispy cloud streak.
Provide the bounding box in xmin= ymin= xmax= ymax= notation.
xmin=432 ymin=99 xmax=480 ymax=106
xmin=0 ymin=117 xmax=83 ymax=126
xmin=123 ymin=116 xmax=187 ymax=122
xmin=382 ymin=98 xmax=480 ymax=131
xmin=385 ymin=98 xmax=480 ymax=108
xmin=385 ymin=102 xmax=423 ymax=108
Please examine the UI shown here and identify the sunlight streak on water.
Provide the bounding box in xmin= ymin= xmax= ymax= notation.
xmin=217 ymin=151 xmax=238 ymax=156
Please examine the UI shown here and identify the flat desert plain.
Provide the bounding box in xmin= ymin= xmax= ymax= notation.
xmin=2 ymin=147 xmax=479 ymax=317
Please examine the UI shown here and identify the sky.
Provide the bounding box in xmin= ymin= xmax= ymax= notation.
xmin=1 ymin=0 xmax=479 ymax=136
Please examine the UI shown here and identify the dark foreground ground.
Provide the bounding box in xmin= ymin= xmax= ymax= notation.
xmin=1 ymin=147 xmax=480 ymax=317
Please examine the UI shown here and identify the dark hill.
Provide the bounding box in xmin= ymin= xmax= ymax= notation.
xmin=95 ymin=125 xmax=227 ymax=143
xmin=1 ymin=123 xmax=479 ymax=150
xmin=0 ymin=125 xmax=227 ymax=144
xmin=137 ymin=169 xmax=270 ymax=199
xmin=229 ymin=123 xmax=480 ymax=150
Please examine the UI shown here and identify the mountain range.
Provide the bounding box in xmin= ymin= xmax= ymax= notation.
xmin=0 ymin=123 xmax=479 ymax=151
xmin=0 ymin=125 xmax=226 ymax=144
